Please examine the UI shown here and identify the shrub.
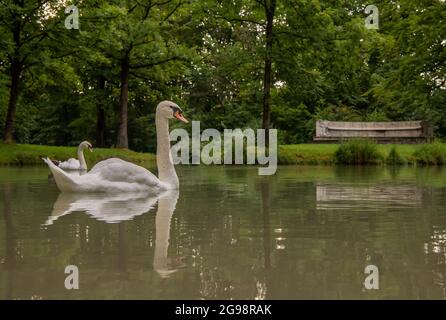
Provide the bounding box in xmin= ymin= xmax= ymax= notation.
xmin=386 ymin=146 xmax=405 ymax=165
xmin=413 ymin=142 xmax=446 ymax=165
xmin=334 ymin=140 xmax=383 ymax=165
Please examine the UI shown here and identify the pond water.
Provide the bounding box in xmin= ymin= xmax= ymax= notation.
xmin=1 ymin=165 xmax=446 ymax=300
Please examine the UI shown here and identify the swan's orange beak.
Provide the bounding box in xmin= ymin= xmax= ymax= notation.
xmin=174 ymin=111 xmax=189 ymax=123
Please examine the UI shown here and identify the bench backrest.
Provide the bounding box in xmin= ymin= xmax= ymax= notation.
xmin=315 ymin=120 xmax=432 ymax=138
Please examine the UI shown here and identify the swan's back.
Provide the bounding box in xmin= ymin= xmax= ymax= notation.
xmin=90 ymin=158 xmax=161 ymax=189
xmin=44 ymin=157 xmax=163 ymax=193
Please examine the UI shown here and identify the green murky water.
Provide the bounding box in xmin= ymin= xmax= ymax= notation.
xmin=1 ymin=165 xmax=446 ymax=299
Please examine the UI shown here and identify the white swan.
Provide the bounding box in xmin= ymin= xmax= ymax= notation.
xmin=43 ymin=101 xmax=188 ymax=193
xmin=57 ymin=141 xmax=93 ymax=171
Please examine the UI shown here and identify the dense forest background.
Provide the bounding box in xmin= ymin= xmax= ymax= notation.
xmin=0 ymin=0 xmax=445 ymax=152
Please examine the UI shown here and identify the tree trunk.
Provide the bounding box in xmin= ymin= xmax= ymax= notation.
xmin=96 ymin=77 xmax=106 ymax=147
xmin=261 ymin=180 xmax=271 ymax=270
xmin=261 ymin=0 xmax=276 ymax=147
xmin=3 ymin=23 xmax=23 ymax=144
xmin=2 ymin=184 xmax=17 ymax=299
xmin=117 ymin=51 xmax=130 ymax=149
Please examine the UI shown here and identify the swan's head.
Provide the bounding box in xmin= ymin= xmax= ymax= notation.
xmin=156 ymin=100 xmax=188 ymax=123
xmin=80 ymin=141 xmax=93 ymax=152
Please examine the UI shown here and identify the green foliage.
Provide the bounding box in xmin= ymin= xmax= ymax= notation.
xmin=386 ymin=146 xmax=405 ymax=165
xmin=413 ymin=142 xmax=446 ymax=165
xmin=334 ymin=140 xmax=384 ymax=165
xmin=272 ymin=102 xmax=313 ymax=144
xmin=365 ymin=109 xmax=390 ymax=122
xmin=367 ymin=0 xmax=446 ymax=134
xmin=0 ymin=0 xmax=445 ymax=149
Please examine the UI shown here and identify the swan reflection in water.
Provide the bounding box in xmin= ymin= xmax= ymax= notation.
xmin=44 ymin=190 xmax=180 ymax=278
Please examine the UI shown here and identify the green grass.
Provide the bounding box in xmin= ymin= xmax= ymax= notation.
xmin=1 ymin=142 xmax=445 ymax=167
xmin=385 ymin=145 xmax=406 ymax=165
xmin=0 ymin=143 xmax=156 ymax=168
xmin=278 ymin=143 xmax=419 ymax=165
xmin=278 ymin=144 xmax=338 ymax=165
xmin=413 ymin=142 xmax=446 ymax=165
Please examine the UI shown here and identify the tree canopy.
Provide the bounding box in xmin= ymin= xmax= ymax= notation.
xmin=0 ymin=0 xmax=445 ymax=150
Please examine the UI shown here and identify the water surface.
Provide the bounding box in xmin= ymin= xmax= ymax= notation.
xmin=1 ymin=165 xmax=446 ymax=299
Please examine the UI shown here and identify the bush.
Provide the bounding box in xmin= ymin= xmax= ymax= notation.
xmin=386 ymin=146 xmax=405 ymax=165
xmin=413 ymin=142 xmax=446 ymax=165
xmin=334 ymin=140 xmax=383 ymax=165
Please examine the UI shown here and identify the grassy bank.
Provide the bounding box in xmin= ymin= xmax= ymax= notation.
xmin=0 ymin=143 xmax=156 ymax=167
xmin=279 ymin=143 xmax=418 ymax=165
xmin=0 ymin=142 xmax=444 ymax=167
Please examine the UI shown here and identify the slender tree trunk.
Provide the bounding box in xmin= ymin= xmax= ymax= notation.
xmin=261 ymin=180 xmax=271 ymax=270
xmin=61 ymin=104 xmax=69 ymax=145
xmin=117 ymin=51 xmax=130 ymax=149
xmin=261 ymin=0 xmax=276 ymax=147
xmin=3 ymin=23 xmax=23 ymax=144
xmin=96 ymin=77 xmax=106 ymax=147
xmin=2 ymin=184 xmax=17 ymax=299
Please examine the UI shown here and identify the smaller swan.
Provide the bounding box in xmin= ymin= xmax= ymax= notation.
xmin=58 ymin=141 xmax=93 ymax=171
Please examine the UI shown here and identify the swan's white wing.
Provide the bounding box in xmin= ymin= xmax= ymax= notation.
xmin=43 ymin=157 xmax=80 ymax=192
xmin=44 ymin=157 xmax=162 ymax=193
xmin=89 ymin=158 xmax=161 ymax=189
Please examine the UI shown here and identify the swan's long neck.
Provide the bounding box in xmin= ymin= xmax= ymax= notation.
xmin=156 ymin=114 xmax=179 ymax=188
xmin=77 ymin=144 xmax=87 ymax=170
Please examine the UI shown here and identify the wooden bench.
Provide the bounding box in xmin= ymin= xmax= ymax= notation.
xmin=313 ymin=120 xmax=433 ymax=143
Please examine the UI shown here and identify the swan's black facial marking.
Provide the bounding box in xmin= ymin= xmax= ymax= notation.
xmin=170 ymin=105 xmax=183 ymax=114
xmin=170 ymin=104 xmax=189 ymax=123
